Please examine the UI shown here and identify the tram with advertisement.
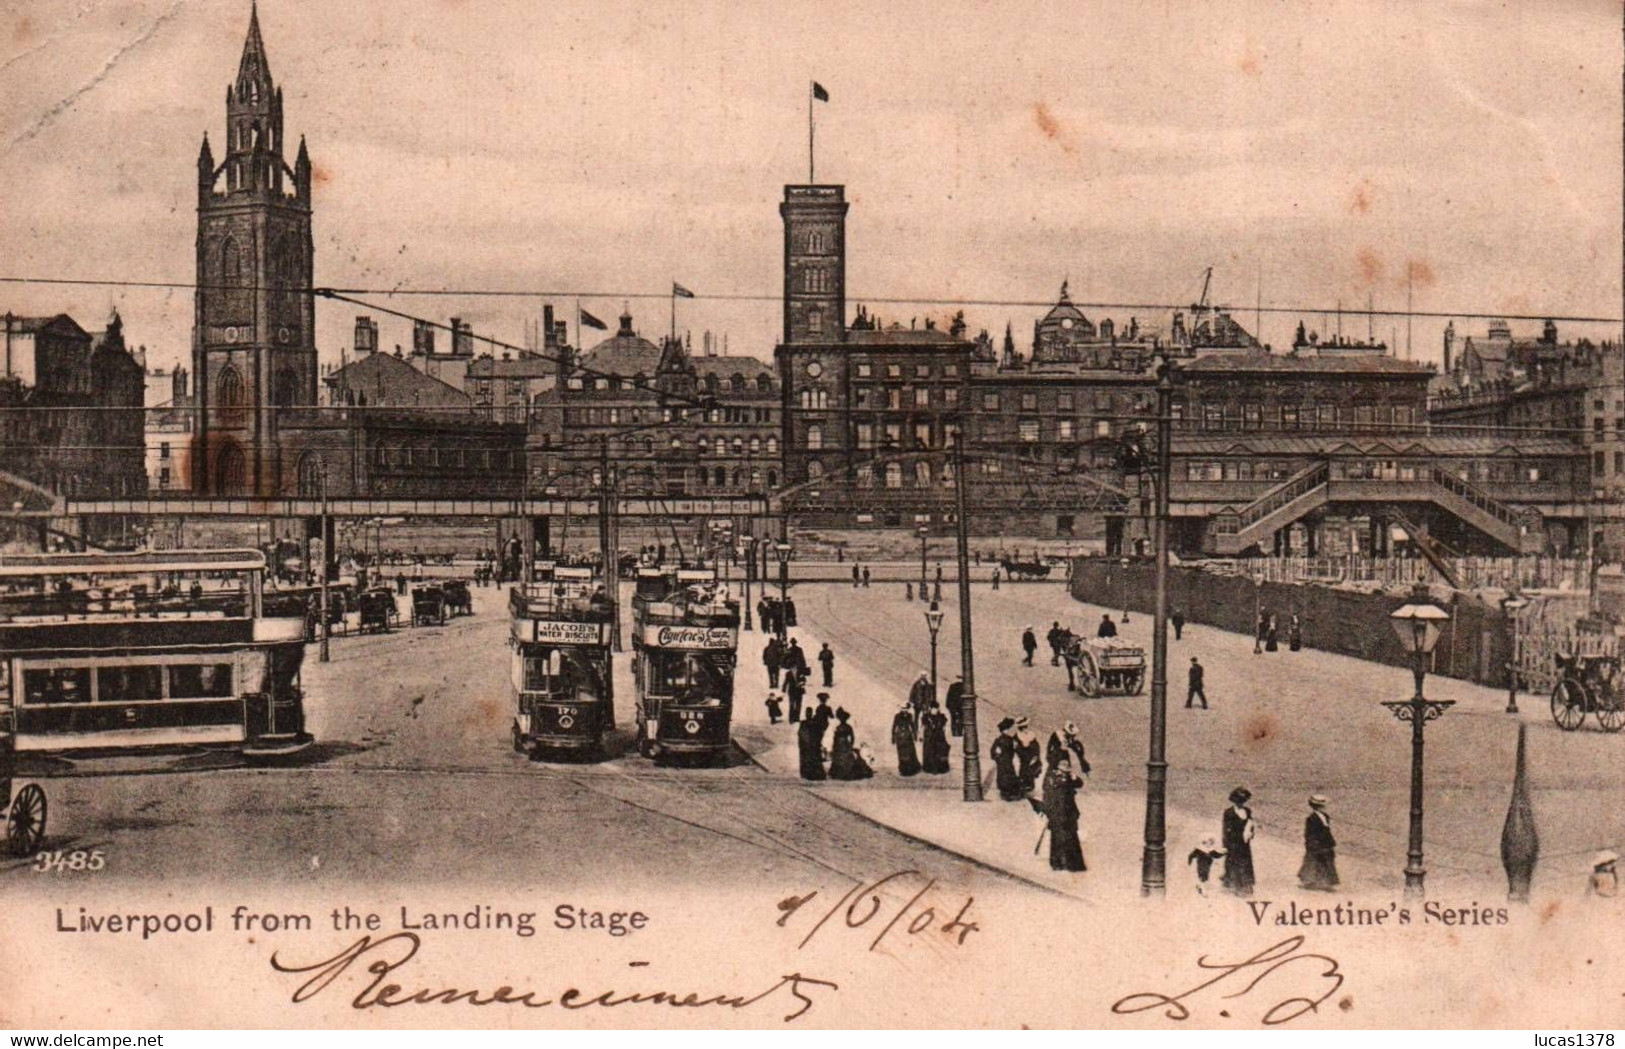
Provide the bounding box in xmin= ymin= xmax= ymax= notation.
xmin=631 ymin=566 xmax=739 ymax=762
xmin=0 ymin=550 xmax=313 ymax=761
xmin=509 ymin=561 xmax=614 ymax=757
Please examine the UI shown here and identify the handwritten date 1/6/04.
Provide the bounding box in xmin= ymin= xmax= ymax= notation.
xmin=33 ymin=849 xmax=105 ymax=873
xmin=776 ymin=869 xmax=979 ymax=953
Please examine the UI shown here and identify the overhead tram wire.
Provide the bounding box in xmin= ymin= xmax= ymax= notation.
xmin=0 ymin=273 xmax=1621 ymax=326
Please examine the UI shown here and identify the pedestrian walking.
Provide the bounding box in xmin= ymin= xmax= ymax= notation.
xmin=1298 ymin=794 xmax=1339 ymax=891
xmin=1061 ymin=721 xmax=1090 ymax=775
xmin=785 ymin=670 xmax=806 ymax=724
xmin=935 ymin=563 xmax=944 ymax=584
xmin=991 ymin=718 xmax=1022 ymax=801
xmin=763 ymin=636 xmax=784 ymax=689
xmin=991 ymin=569 xmax=1000 ymax=590
xmin=1016 ymin=717 xmax=1042 ymax=795
xmin=784 ymin=595 xmax=798 ymax=628
xmin=906 ymin=582 xmax=914 ymax=602
xmin=809 ymin=691 xmax=833 ymax=734
xmin=1188 ymin=836 xmax=1226 ymax=896
xmin=1221 ymin=787 xmax=1257 ymax=897
xmin=1096 ymin=614 xmax=1117 ymax=639
xmin=920 ymin=700 xmax=950 ymax=774
xmin=907 ymin=672 xmax=933 ymax=728
xmin=756 ymin=597 xmax=769 ymax=633
xmin=852 ymin=565 xmax=861 ymax=588
xmin=932 ymin=581 xmax=942 ymax=603
xmin=1047 ymin=621 xmax=1065 ymax=666
xmin=818 ymin=642 xmax=835 ymax=688
xmin=786 ymin=637 xmax=809 ymax=681
xmin=1172 ymin=608 xmax=1185 ymax=641
xmin=891 ymin=703 xmax=921 ymax=777
xmin=797 ymin=712 xmax=826 ymax=781
xmin=1254 ymin=609 xmax=1268 ymax=655
xmin=1288 ymin=613 xmax=1303 ymax=652
xmin=764 ymin=689 xmax=783 ymax=725
xmin=1040 ymin=750 xmax=1086 ymax=872
xmin=1021 ymin=625 xmax=1038 ymax=666
xmin=828 ymin=708 xmax=874 ymax=780
xmin=1265 ymin=614 xmax=1279 ymax=653
xmin=861 ymin=566 xmax=871 ymax=588
xmin=946 ymin=675 xmax=965 ymax=736
xmin=1186 ymin=657 xmax=1207 ymax=709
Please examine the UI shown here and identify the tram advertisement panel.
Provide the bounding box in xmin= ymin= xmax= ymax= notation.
xmin=642 ymin=625 xmax=737 ymax=650
xmin=524 ymin=620 xmax=609 ymax=646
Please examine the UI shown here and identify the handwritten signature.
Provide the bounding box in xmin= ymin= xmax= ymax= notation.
xmin=775 ymin=869 xmax=980 ymax=953
xmin=270 ymin=933 xmax=839 ymax=1022
xmin=1111 ymin=936 xmax=1343 ymax=1026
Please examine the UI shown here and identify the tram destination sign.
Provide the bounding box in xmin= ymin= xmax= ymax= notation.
xmin=645 ymin=625 xmax=737 ymax=650
xmin=529 ymin=620 xmax=609 ymax=645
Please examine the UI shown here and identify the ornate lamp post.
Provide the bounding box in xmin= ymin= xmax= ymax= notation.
xmin=917 ymin=524 xmax=929 ymax=601
xmin=925 ymin=600 xmax=944 ymax=697
xmin=1139 ymin=354 xmax=1172 ymax=895
xmin=1120 ymin=556 xmax=1132 ymax=623
xmin=1383 ymin=582 xmax=1454 ymax=897
xmin=1501 ymin=590 xmax=1527 ymax=714
xmin=774 ymin=539 xmax=792 ymax=641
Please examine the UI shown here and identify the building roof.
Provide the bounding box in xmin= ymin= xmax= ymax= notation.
xmin=3 ymin=314 xmax=87 ymax=337
xmin=580 ymin=310 xmax=663 ymax=376
xmin=846 ymin=326 xmax=971 ymax=348
xmin=1037 ymin=282 xmax=1089 ymax=327
xmin=466 ymin=354 xmax=556 ymax=380
xmin=1180 ymin=350 xmax=1431 ymax=376
xmin=324 ymin=350 xmax=471 ymax=408
xmin=691 ymin=354 xmax=776 ymax=380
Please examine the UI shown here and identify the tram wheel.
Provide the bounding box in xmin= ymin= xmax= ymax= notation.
xmin=7 ymin=784 xmax=46 ymax=857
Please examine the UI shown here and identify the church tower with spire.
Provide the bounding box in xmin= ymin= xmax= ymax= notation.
xmin=192 ymin=3 xmax=316 ymax=495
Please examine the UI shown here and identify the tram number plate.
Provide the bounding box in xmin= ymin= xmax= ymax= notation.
xmin=678 ymin=710 xmax=706 ymax=735
xmin=555 ymin=706 xmax=580 ymax=731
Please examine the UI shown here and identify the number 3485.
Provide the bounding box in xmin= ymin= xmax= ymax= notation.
xmin=33 ymin=849 xmax=105 ymax=873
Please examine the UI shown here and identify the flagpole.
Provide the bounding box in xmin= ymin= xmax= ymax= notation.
xmin=575 ymin=299 xmax=581 ymax=357
xmin=808 ymin=81 xmax=815 ymax=183
xmin=671 ymin=287 xmax=676 ymax=343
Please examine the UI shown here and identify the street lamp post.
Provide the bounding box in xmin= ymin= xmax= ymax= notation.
xmin=925 ymin=600 xmax=944 ymax=697
xmin=1139 ymin=356 xmax=1173 ymax=895
xmin=743 ymin=536 xmax=756 ymax=631
xmin=318 ymin=460 xmax=330 ymax=664
xmin=1383 ymin=582 xmax=1455 ymax=898
xmin=1502 ymin=590 xmax=1527 ymax=714
xmin=918 ymin=524 xmax=929 ymax=601
xmin=1120 ymin=556 xmax=1131 ymax=623
xmin=775 ymin=539 xmax=792 ymax=642
xmin=952 ymin=432 xmax=983 ymax=802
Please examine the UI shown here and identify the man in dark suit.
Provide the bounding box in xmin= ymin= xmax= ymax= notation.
xmin=1186 ymin=656 xmax=1207 ymax=709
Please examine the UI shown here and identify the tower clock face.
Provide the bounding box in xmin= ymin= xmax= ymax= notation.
xmin=806 ymin=361 xmax=824 ymax=378
xmin=1061 ymin=319 xmax=1075 ymax=330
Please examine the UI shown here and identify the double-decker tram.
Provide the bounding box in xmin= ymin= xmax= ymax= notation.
xmin=0 ymin=549 xmax=313 ymax=761
xmin=509 ymin=561 xmax=614 ymax=758
xmin=631 ymin=566 xmax=739 ymax=762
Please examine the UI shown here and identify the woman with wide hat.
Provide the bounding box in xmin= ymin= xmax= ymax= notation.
xmin=1221 ymin=787 xmax=1257 ymax=896
xmin=1297 ymin=794 xmax=1338 ymax=891
xmin=829 ymin=708 xmax=873 ymax=781
xmin=920 ymin=699 xmax=951 ymax=774
xmin=891 ymin=702 xmax=921 ymax=777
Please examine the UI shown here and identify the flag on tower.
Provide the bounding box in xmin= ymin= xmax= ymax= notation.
xmin=812 ymin=81 xmax=829 ymax=102
xmin=579 ymin=308 xmax=608 ymax=331
xmin=672 ymin=283 xmax=695 ymax=299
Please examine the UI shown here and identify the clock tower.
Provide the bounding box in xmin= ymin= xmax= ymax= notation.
xmin=192 ymin=3 xmax=316 ymax=495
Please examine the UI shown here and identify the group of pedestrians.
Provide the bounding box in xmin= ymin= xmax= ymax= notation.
xmin=757 ymin=595 xmax=798 ymax=637
xmin=1188 ymin=788 xmax=1338 ymax=897
xmin=988 ymin=717 xmax=1092 ymax=872
xmin=1253 ymin=609 xmax=1305 ymax=654
xmin=849 ymin=564 xmax=872 ymax=588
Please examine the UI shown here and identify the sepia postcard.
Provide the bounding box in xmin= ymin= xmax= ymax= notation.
xmin=0 ymin=0 xmax=1622 ymax=1032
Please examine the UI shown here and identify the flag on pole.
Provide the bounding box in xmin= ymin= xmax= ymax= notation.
xmin=812 ymin=81 xmax=829 ymax=102
xmin=672 ymin=283 xmax=695 ymax=299
xmin=579 ymin=308 xmax=608 ymax=331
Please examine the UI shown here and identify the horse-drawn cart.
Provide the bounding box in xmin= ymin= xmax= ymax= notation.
xmin=1550 ymin=618 xmax=1623 ymax=733
xmin=1 ymin=699 xmax=46 ymax=857
xmin=1000 ymin=558 xmax=1051 ymax=582
xmin=1063 ymin=636 xmax=1147 ymax=697
xmin=412 ymin=585 xmax=447 ymax=627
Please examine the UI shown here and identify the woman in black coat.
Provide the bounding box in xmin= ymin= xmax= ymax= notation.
xmin=1042 ymin=756 xmax=1086 ymax=872
xmin=1297 ymin=794 xmax=1338 ymax=890
xmin=1221 ymin=787 xmax=1257 ymax=896
xmin=891 ymin=704 xmax=921 ymax=777
xmin=920 ymin=700 xmax=951 ymax=774
xmin=797 ymin=715 xmax=826 ymax=781
xmin=828 ymin=708 xmax=872 ymax=780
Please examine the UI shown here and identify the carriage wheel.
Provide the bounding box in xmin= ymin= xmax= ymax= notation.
xmin=1596 ymin=691 xmax=1625 ymax=733
xmin=1079 ymin=666 xmax=1100 ymax=698
xmin=1128 ymin=670 xmax=1146 ymax=695
xmin=7 ymin=784 xmax=46 ymax=857
xmin=1551 ymin=678 xmax=1588 ymax=731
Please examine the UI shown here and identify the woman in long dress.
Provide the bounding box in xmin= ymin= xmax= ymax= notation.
xmin=1288 ymin=613 xmax=1303 ymax=652
xmin=1297 ymin=794 xmax=1338 ymax=890
xmin=1221 ymin=787 xmax=1257 ymax=896
xmin=829 ymin=708 xmax=873 ymax=780
xmin=891 ymin=704 xmax=921 ymax=777
xmin=1042 ymin=755 xmax=1086 ymax=872
xmin=921 ymin=700 xmax=951 ymax=774
xmin=797 ymin=714 xmax=826 ymax=781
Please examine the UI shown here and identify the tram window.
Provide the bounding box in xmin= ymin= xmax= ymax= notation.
xmin=97 ymin=665 xmax=163 ymax=703
xmin=24 ymin=667 xmax=91 ymax=705
xmin=523 ymin=651 xmax=563 ymax=692
xmin=169 ymin=663 xmax=234 ymax=699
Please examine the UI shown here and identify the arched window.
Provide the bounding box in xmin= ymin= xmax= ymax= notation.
xmin=750 ymin=436 xmax=761 ymax=455
xmin=670 ymin=436 xmax=682 ymax=451
xmin=273 ymin=367 xmax=299 ymax=408
xmin=714 ymin=466 xmax=726 ymax=487
xmin=732 ymin=437 xmax=744 ymax=455
xmin=705 ymin=374 xmax=719 ymax=392
xmin=808 ymin=308 xmax=823 ymax=335
xmin=730 ymin=374 xmax=745 ymax=392
xmin=732 ymin=468 xmax=743 ymax=487
xmin=642 ymin=437 xmax=654 ymax=455
xmin=215 ymin=440 xmax=246 ymax=496
xmin=216 ymin=364 xmax=244 ymax=415
xmin=885 ymin=463 xmax=903 ymax=489
xmin=757 ymin=375 xmax=772 ymax=392
xmin=767 ymin=469 xmax=778 ymax=489
xmin=807 ymin=460 xmax=824 ymax=480
xmin=296 ymin=452 xmax=322 ymax=498
xmin=767 ymin=436 xmax=779 ymax=455
xmin=221 ymin=237 xmax=243 ymax=285
xmin=806 ymin=424 xmax=823 ymax=451
xmin=915 ymin=461 xmax=932 ymax=487
xmin=698 ymin=436 xmax=710 ymax=456
xmin=751 ymin=467 xmax=763 ymax=488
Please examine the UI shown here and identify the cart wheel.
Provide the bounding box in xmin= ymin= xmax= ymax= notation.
xmin=7 ymin=783 xmax=46 ymax=857
xmin=1079 ymin=669 xmax=1099 ymax=698
xmin=1597 ymin=693 xmax=1625 ymax=733
xmin=1551 ymin=678 xmax=1588 ymax=731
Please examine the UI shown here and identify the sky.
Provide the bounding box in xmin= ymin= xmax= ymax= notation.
xmin=0 ymin=0 xmax=1620 ymax=377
